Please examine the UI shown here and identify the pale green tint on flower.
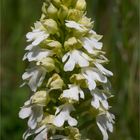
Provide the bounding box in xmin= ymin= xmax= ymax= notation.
xmin=31 ymin=90 xmax=50 ymax=106
xmin=46 ymin=73 xmax=64 ymax=90
xmin=19 ymin=0 xmax=115 ymax=139
xmin=36 ymin=57 xmax=56 ymax=72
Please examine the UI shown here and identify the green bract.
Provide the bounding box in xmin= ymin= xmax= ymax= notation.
xmin=19 ymin=0 xmax=115 ymax=140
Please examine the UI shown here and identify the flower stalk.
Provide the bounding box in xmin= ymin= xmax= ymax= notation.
xmin=19 ymin=0 xmax=115 ymax=139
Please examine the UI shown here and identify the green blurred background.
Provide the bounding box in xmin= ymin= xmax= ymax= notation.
xmin=1 ymin=0 xmax=139 ymax=140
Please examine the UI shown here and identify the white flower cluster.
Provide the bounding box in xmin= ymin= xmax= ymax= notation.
xmin=19 ymin=0 xmax=115 ymax=139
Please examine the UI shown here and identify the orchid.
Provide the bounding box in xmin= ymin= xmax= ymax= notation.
xmin=61 ymin=84 xmax=84 ymax=102
xmin=19 ymin=0 xmax=115 ymax=139
xmin=65 ymin=20 xmax=85 ymax=32
xmin=22 ymin=67 xmax=46 ymax=92
xmin=54 ymin=104 xmax=78 ymax=127
xmin=19 ymin=99 xmax=43 ymax=129
xmin=62 ymin=50 xmax=92 ymax=71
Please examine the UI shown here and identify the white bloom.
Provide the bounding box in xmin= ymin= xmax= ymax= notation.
xmin=81 ymin=37 xmax=103 ymax=54
xmin=97 ymin=112 xmax=115 ymax=140
xmin=23 ymin=47 xmax=53 ymax=62
xmin=19 ymin=99 xmax=43 ymax=129
xmin=91 ymin=89 xmax=109 ymax=110
xmin=82 ymin=67 xmax=107 ymax=90
xmin=95 ymin=54 xmax=109 ymax=64
xmin=19 ymin=100 xmax=32 ymax=119
xmin=61 ymin=84 xmax=84 ymax=101
xmin=75 ymin=0 xmax=87 ymax=11
xmin=89 ymin=30 xmax=103 ymax=40
xmin=62 ymin=50 xmax=92 ymax=71
xmin=23 ymin=125 xmax=47 ymax=140
xmin=65 ymin=20 xmax=85 ymax=32
xmin=54 ymin=104 xmax=77 ymax=127
xmin=22 ymin=67 xmax=46 ymax=92
xmin=26 ymin=29 xmax=49 ymax=50
xmin=94 ymin=62 xmax=113 ymax=76
xmin=34 ymin=127 xmax=48 ymax=140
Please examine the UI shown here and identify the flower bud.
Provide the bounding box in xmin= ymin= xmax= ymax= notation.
xmin=31 ymin=90 xmax=50 ymax=106
xmin=47 ymin=40 xmax=62 ymax=49
xmin=67 ymin=9 xmax=83 ymax=21
xmin=36 ymin=57 xmax=55 ymax=72
xmin=47 ymin=40 xmax=62 ymax=54
xmin=42 ymin=2 xmax=48 ymax=14
xmin=44 ymin=19 xmax=58 ymax=34
xmin=47 ymin=74 xmax=64 ymax=90
xmin=79 ymin=16 xmax=93 ymax=29
xmin=64 ymin=37 xmax=81 ymax=50
xmin=47 ymin=3 xmax=58 ymax=18
xmin=57 ymin=5 xmax=68 ymax=21
xmin=75 ymin=0 xmax=86 ymax=11
xmin=70 ymin=74 xmax=87 ymax=88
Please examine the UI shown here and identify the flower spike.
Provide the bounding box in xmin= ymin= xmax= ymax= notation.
xmin=19 ymin=0 xmax=115 ymax=139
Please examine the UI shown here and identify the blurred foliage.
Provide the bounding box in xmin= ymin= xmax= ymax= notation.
xmin=0 ymin=0 xmax=139 ymax=140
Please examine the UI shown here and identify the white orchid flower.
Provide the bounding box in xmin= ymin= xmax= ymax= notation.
xmin=91 ymin=89 xmax=109 ymax=110
xmin=34 ymin=127 xmax=48 ymax=140
xmin=54 ymin=104 xmax=77 ymax=127
xmin=19 ymin=99 xmax=43 ymax=129
xmin=22 ymin=66 xmax=46 ymax=92
xmin=89 ymin=30 xmax=103 ymax=40
xmin=62 ymin=50 xmax=92 ymax=71
xmin=65 ymin=20 xmax=85 ymax=32
xmin=82 ymin=67 xmax=107 ymax=90
xmin=81 ymin=37 xmax=103 ymax=54
xmin=26 ymin=29 xmax=49 ymax=50
xmin=97 ymin=112 xmax=115 ymax=140
xmin=23 ymin=125 xmax=47 ymax=140
xmin=23 ymin=47 xmax=53 ymax=62
xmin=25 ymin=21 xmax=49 ymax=51
xmin=94 ymin=62 xmax=113 ymax=76
xmin=19 ymin=100 xmax=32 ymax=119
xmin=61 ymin=84 xmax=84 ymax=101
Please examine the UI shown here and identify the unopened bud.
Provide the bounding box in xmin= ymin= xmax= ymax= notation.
xmin=79 ymin=16 xmax=93 ymax=29
xmin=64 ymin=37 xmax=81 ymax=50
xmin=47 ymin=40 xmax=62 ymax=54
xmin=31 ymin=90 xmax=50 ymax=106
xmin=47 ymin=3 xmax=58 ymax=17
xmin=42 ymin=2 xmax=48 ymax=14
xmin=75 ymin=0 xmax=86 ymax=11
xmin=70 ymin=74 xmax=87 ymax=87
xmin=36 ymin=57 xmax=55 ymax=72
xmin=58 ymin=5 xmax=68 ymax=21
xmin=67 ymin=9 xmax=83 ymax=21
xmin=44 ymin=19 xmax=58 ymax=34
xmin=47 ymin=74 xmax=64 ymax=90
xmin=47 ymin=40 xmax=62 ymax=49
